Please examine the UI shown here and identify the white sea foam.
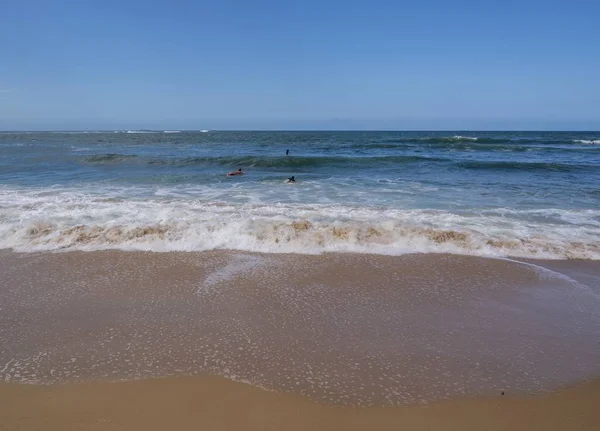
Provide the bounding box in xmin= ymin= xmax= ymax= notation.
xmin=452 ymin=135 xmax=478 ymax=141
xmin=418 ymin=135 xmax=480 ymax=142
xmin=1 ymin=187 xmax=599 ymax=259
xmin=199 ymin=254 xmax=270 ymax=296
xmin=500 ymin=258 xmax=598 ymax=297
xmin=573 ymin=139 xmax=600 ymax=145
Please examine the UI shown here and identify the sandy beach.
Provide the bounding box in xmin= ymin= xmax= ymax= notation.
xmin=2 ymin=375 xmax=600 ymax=430
xmin=1 ymin=250 xmax=599 ymax=429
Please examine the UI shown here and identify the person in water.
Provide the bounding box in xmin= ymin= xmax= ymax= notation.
xmin=227 ymin=168 xmax=244 ymax=176
xmin=286 ymin=149 xmax=289 ymax=156
xmin=287 ymin=176 xmax=296 ymax=183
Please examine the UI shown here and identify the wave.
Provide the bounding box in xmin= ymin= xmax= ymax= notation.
xmin=353 ymin=141 xmax=535 ymax=152
xmin=380 ymin=136 xmax=493 ymax=144
xmin=84 ymin=154 xmax=138 ymax=163
xmin=1 ymin=190 xmax=599 ymax=259
xmin=79 ymin=153 xmax=594 ymax=173
xmin=456 ymin=160 xmax=589 ymax=173
xmin=421 ymin=135 xmax=481 ymax=142
xmin=380 ymin=136 xmax=595 ymax=147
xmin=7 ymin=217 xmax=599 ymax=259
xmin=353 ymin=142 xmax=600 ymax=154
xmin=83 ymin=154 xmax=449 ymax=168
xmin=388 ymin=136 xmax=526 ymax=144
xmin=573 ymin=139 xmax=600 ymax=145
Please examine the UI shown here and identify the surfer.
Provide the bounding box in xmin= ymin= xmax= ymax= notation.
xmin=227 ymin=168 xmax=244 ymax=176
xmin=286 ymin=176 xmax=296 ymax=183
xmin=286 ymin=149 xmax=290 ymax=156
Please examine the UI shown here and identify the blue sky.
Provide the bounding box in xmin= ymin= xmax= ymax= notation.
xmin=1 ymin=0 xmax=599 ymax=130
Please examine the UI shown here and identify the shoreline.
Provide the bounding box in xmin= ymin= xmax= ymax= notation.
xmin=2 ymin=374 xmax=600 ymax=430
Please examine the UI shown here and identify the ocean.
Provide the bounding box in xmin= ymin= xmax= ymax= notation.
xmin=1 ymin=130 xmax=599 ymax=258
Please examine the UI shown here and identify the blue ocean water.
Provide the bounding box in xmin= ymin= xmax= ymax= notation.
xmin=1 ymin=130 xmax=599 ymax=258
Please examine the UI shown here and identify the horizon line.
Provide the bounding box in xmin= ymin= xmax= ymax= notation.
xmin=1 ymin=129 xmax=599 ymax=133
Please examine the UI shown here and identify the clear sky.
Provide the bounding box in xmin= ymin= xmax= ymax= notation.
xmin=1 ymin=0 xmax=599 ymax=130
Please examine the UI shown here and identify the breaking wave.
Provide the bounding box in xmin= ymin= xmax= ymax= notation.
xmin=1 ymin=189 xmax=599 ymax=259
xmin=573 ymin=139 xmax=600 ymax=145
xmin=379 ymin=136 xmax=600 ymax=147
xmin=418 ymin=135 xmax=481 ymax=142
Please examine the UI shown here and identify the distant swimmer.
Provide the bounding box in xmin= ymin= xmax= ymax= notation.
xmin=227 ymin=168 xmax=244 ymax=176
xmin=286 ymin=176 xmax=296 ymax=183
xmin=286 ymin=149 xmax=290 ymax=156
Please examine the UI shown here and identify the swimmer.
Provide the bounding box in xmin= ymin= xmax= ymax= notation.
xmin=227 ymin=168 xmax=244 ymax=176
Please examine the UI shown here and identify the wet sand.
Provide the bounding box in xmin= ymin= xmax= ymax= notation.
xmin=2 ymin=250 xmax=599 ymax=408
xmin=1 ymin=250 xmax=600 ymax=430
xmin=1 ymin=375 xmax=600 ymax=431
